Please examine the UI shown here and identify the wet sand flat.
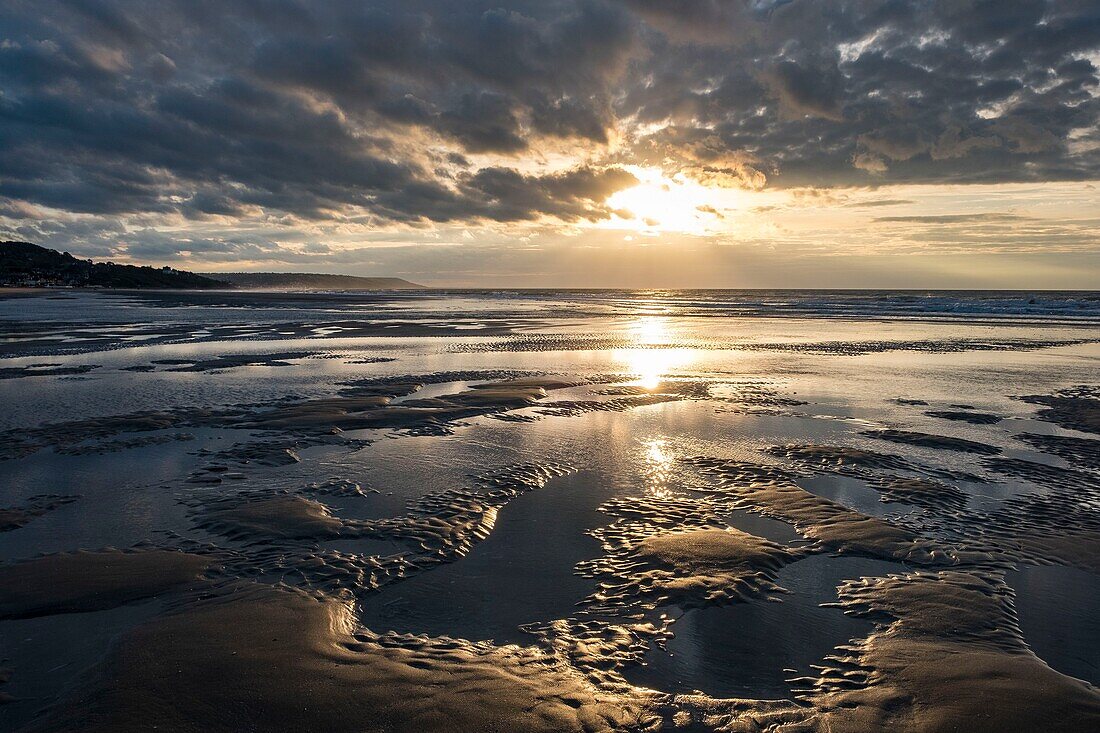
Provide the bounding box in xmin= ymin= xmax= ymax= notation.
xmin=1 ymin=289 xmax=1098 ymax=731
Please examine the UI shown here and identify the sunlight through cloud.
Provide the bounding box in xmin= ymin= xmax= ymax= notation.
xmin=606 ymin=167 xmax=742 ymax=235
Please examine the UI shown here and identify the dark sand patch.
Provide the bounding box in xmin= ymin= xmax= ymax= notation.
xmin=764 ymin=443 xmax=986 ymax=484
xmin=55 ymin=432 xmax=194 ymax=456
xmin=1019 ymin=386 xmax=1100 ymax=435
xmin=229 ymin=394 xmax=393 ymax=430
xmin=157 ymin=351 xmax=317 ymax=372
xmin=0 ymin=550 xmax=212 ymax=619
xmin=594 ymin=385 xmax=669 ymax=396
xmin=345 ymin=356 xmax=398 ymax=364
xmin=0 ymin=364 xmax=98 ymax=380
xmin=720 ymin=390 xmax=807 ymax=409
xmin=864 ymin=476 xmax=968 ymax=512
xmin=0 ymin=441 xmax=38 ymax=461
xmin=862 ymin=429 xmax=1001 ymax=455
xmin=765 ymin=444 xmax=912 ymax=471
xmin=1016 ymin=432 xmax=1100 ymax=467
xmin=402 ymin=376 xmax=591 ymax=412
xmin=1 ymin=412 xmax=185 ymax=460
xmin=0 ymin=495 xmax=79 ymax=532
xmin=925 ymin=409 xmax=1003 ymax=425
xmin=985 ymin=456 xmax=1100 ymax=492
xmin=489 ymin=412 xmax=542 ymax=422
xmin=192 ymin=434 xmax=372 ymax=471
xmin=194 ymin=439 xmax=304 ymax=467
xmin=591 ymin=380 xmax=711 ymax=398
xmin=235 ymin=374 xmax=593 ymax=435
xmin=26 ymin=584 xmax=655 ymax=733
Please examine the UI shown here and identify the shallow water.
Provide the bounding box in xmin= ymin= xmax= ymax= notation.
xmin=1 ymin=289 xmax=1098 ymax=731
xmin=629 ymin=555 xmax=903 ymax=699
xmin=1009 ymin=564 xmax=1100 ymax=686
xmin=358 ymin=472 xmax=605 ymax=646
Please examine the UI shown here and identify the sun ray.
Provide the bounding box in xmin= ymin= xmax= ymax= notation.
xmin=605 ymin=166 xmax=738 ymax=235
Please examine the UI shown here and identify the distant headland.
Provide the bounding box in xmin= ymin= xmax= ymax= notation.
xmin=0 ymin=241 xmax=229 ymax=289
xmin=0 ymin=242 xmax=423 ymax=291
xmin=199 ymin=272 xmax=425 ymax=290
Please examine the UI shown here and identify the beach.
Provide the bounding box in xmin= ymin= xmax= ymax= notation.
xmin=1 ymin=288 xmax=1098 ymax=732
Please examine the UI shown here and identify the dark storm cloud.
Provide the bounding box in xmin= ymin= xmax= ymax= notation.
xmin=764 ymin=59 xmax=847 ymax=120
xmin=622 ymin=0 xmax=1100 ymax=187
xmin=0 ymin=0 xmax=1098 ymax=245
xmin=0 ymin=0 xmax=641 ymax=227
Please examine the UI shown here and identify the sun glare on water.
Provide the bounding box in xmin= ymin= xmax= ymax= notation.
xmin=642 ymin=438 xmax=675 ymax=498
xmin=616 ymin=316 xmax=695 ymax=389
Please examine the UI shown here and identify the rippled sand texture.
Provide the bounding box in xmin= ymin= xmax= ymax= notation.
xmin=0 ymin=289 xmax=1098 ymax=731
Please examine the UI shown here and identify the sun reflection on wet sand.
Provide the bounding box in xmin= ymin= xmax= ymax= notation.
xmin=633 ymin=316 xmax=671 ymax=344
xmin=642 ymin=438 xmax=675 ymax=498
xmin=615 ymin=316 xmax=695 ymax=389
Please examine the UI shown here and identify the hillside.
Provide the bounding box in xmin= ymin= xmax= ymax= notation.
xmin=0 ymin=242 xmax=230 ymax=289
xmin=205 ymin=272 xmax=425 ymax=290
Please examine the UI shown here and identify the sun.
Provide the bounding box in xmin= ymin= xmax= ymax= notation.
xmin=605 ymin=166 xmax=733 ymax=235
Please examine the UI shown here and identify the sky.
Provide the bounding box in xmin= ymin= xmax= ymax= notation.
xmin=1 ymin=0 xmax=1099 ymax=288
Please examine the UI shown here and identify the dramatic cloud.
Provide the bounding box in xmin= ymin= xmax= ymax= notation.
xmin=0 ymin=0 xmax=1098 ymax=280
xmin=0 ymin=1 xmax=642 ymax=225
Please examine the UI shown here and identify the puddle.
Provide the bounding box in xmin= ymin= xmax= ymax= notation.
xmin=797 ymin=474 xmax=890 ymax=517
xmin=1008 ymin=564 xmax=1100 ymax=686
xmin=627 ymin=554 xmax=904 ymax=699
xmin=0 ymin=599 xmax=167 ymax=730
xmin=723 ymin=509 xmax=804 ymax=545
xmin=356 ymin=472 xmax=604 ymax=645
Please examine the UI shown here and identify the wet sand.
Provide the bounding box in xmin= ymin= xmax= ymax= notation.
xmin=27 ymin=584 xmax=654 ymax=733
xmin=0 ymin=289 xmax=1098 ymax=731
xmin=0 ymin=550 xmax=212 ymax=619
